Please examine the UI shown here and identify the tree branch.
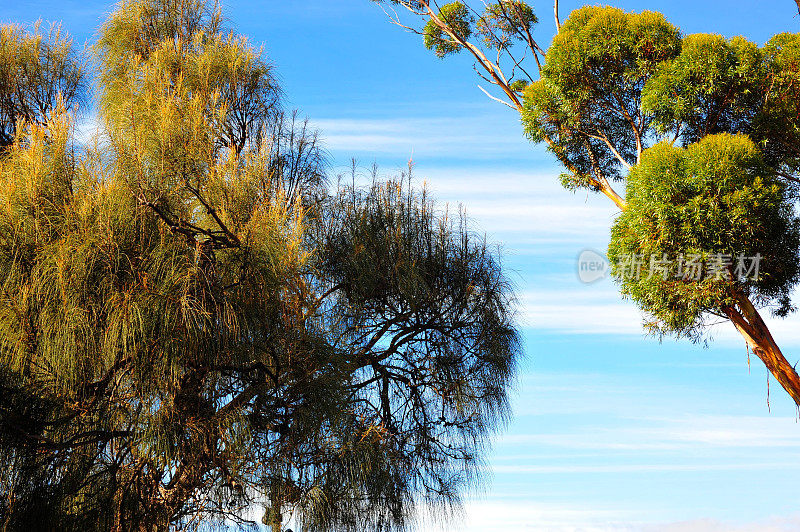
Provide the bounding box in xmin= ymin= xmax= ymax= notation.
xmin=478 ymin=85 xmax=516 ymax=109
xmin=418 ymin=0 xmax=523 ymax=110
xmin=554 ymin=0 xmax=561 ymax=31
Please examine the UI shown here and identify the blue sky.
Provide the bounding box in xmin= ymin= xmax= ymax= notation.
xmin=5 ymin=1 xmax=800 ymax=530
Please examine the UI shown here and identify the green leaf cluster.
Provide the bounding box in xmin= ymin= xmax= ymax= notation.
xmin=423 ymin=2 xmax=474 ymax=58
xmin=476 ymin=1 xmax=538 ymax=50
xmin=755 ymin=32 xmax=800 ymax=172
xmin=642 ymin=34 xmax=765 ymax=144
xmin=518 ymin=5 xmax=800 ymax=339
xmin=608 ymin=134 xmax=800 ymax=337
xmin=522 ymin=6 xmax=681 ymax=184
xmin=422 ymin=1 xmax=540 ymax=58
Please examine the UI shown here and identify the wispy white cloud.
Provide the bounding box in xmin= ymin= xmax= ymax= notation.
xmin=314 ymin=115 xmax=535 ymax=159
xmin=414 ymin=502 xmax=800 ymax=532
xmin=415 ymin=500 xmax=643 ymax=532
xmin=491 ymin=462 xmax=800 ymax=474
xmin=640 ymin=515 xmax=800 ymax=532
xmin=497 ymin=414 xmax=800 ymax=452
xmin=462 ymin=201 xmax=616 ymax=237
xmin=417 ymin=168 xmax=565 ymax=198
xmin=517 ymin=285 xmax=644 ymax=334
xmin=318 ymin=114 xmax=800 ymax=353
xmin=515 ymin=280 xmax=800 ymax=347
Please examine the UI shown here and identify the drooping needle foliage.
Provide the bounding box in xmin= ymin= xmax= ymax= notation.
xmin=0 ymin=1 xmax=520 ymax=530
xmin=0 ymin=22 xmax=85 ymax=150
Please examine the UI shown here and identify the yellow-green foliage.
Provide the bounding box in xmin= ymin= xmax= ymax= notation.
xmin=0 ymin=0 xmax=302 ymax=396
xmin=0 ymin=22 xmax=84 ymax=147
xmin=608 ymin=134 xmax=800 ymax=337
xmin=0 ymin=4 xmax=308 ymax=521
xmin=423 ymin=2 xmax=473 ymax=57
xmin=0 ymin=2 xmax=520 ymax=530
xmin=755 ymin=32 xmax=800 ymax=171
xmin=543 ymin=6 xmax=681 ymax=97
xmin=521 ymin=6 xmax=681 ymax=188
xmin=642 ymin=34 xmax=764 ymax=143
xmin=0 ymin=107 xmax=303 ymax=393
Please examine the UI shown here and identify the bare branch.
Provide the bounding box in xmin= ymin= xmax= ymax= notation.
xmin=183 ymin=181 xmax=241 ymax=247
xmin=775 ymin=169 xmax=800 ymax=184
xmin=379 ymin=2 xmax=424 ymax=34
xmin=591 ymin=130 xmax=633 ymax=170
xmin=478 ymin=85 xmax=516 ymax=109
xmin=554 ymin=0 xmax=561 ymax=31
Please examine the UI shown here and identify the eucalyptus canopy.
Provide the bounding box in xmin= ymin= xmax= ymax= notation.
xmin=0 ymin=1 xmax=520 ymax=530
xmin=374 ymin=0 xmax=800 ymax=406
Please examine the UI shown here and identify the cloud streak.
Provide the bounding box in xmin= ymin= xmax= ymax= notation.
xmin=314 ymin=115 xmax=537 ymax=160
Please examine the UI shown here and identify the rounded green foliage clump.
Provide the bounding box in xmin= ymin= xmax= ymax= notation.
xmin=642 ymin=34 xmax=764 ymax=144
xmin=423 ymin=2 xmax=473 ymax=58
xmin=543 ymin=6 xmax=681 ymax=102
xmin=608 ymin=133 xmax=800 ymax=337
xmin=754 ymin=32 xmax=800 ymax=172
xmin=521 ymin=6 xmax=681 ymax=187
xmin=476 ymin=1 xmax=537 ymax=50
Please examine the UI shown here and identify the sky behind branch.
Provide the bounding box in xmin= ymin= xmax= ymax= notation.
xmin=4 ymin=1 xmax=800 ymax=530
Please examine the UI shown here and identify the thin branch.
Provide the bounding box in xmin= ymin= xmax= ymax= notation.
xmin=478 ymin=85 xmax=516 ymax=109
xmin=418 ymin=0 xmax=523 ymax=109
xmin=775 ymin=169 xmax=800 ymax=184
xmin=612 ymin=92 xmax=643 ymax=162
xmin=504 ymin=46 xmax=536 ymax=82
xmin=554 ymin=0 xmax=561 ymax=31
xmin=184 ymin=181 xmax=241 ymax=247
xmin=380 ymin=2 xmax=423 ymax=34
xmin=590 ymin=129 xmax=633 ymax=170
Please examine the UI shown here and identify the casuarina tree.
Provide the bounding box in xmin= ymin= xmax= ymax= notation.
xmin=0 ymin=1 xmax=520 ymax=530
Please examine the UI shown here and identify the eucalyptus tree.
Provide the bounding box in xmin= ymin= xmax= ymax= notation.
xmin=0 ymin=0 xmax=520 ymax=530
xmin=373 ymin=0 xmax=800 ymax=406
